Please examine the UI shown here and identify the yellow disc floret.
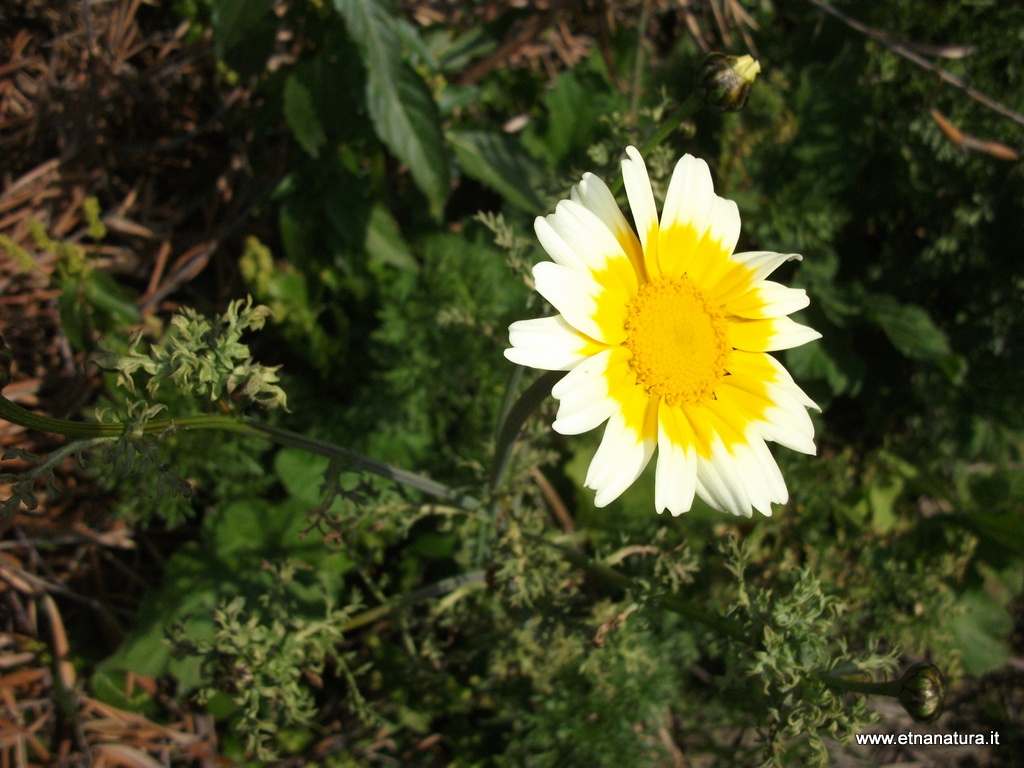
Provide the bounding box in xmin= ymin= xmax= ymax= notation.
xmin=625 ymin=276 xmax=730 ymax=404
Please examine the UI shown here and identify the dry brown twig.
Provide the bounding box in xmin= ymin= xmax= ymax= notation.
xmin=806 ymin=0 xmax=1024 ymax=130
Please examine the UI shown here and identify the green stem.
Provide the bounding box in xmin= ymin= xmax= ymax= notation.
xmin=0 ymin=392 xmax=476 ymax=510
xmin=609 ymin=92 xmax=702 ymax=196
xmin=522 ymin=531 xmax=747 ymax=642
xmin=637 ymin=92 xmax=702 ymax=159
xmin=340 ymin=570 xmax=486 ymax=633
xmin=488 ymin=369 xmax=566 ymax=491
xmin=0 ymin=393 xmax=255 ymax=440
xmin=248 ymin=422 xmax=478 ymax=510
xmin=628 ymin=0 xmax=651 ymax=129
xmin=813 ymin=670 xmax=901 ymax=697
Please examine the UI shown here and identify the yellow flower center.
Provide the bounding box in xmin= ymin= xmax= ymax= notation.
xmin=624 ymin=276 xmax=730 ymax=404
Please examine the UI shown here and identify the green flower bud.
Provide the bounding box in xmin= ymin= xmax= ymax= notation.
xmin=694 ymin=52 xmax=761 ymax=112
xmin=897 ymin=662 xmax=946 ymax=724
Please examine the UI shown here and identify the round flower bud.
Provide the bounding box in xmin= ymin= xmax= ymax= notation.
xmin=897 ymin=662 xmax=946 ymax=724
xmin=694 ymin=53 xmax=761 ymax=112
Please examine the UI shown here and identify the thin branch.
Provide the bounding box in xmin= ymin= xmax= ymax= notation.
xmin=806 ymin=0 xmax=1024 ymax=128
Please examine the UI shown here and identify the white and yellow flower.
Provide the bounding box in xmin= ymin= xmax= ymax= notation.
xmin=505 ymin=147 xmax=821 ymax=517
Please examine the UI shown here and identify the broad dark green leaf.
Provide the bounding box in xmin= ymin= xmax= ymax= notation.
xmin=521 ymin=65 xmax=609 ymax=167
xmin=209 ymin=0 xmax=275 ymax=75
xmin=863 ymin=293 xmax=965 ymax=381
xmin=332 ymin=0 xmax=449 ymax=215
xmin=92 ymin=496 xmax=353 ymax=689
xmin=951 ymin=589 xmax=1012 ymax=675
xmin=448 ymin=129 xmax=545 ymax=213
xmin=863 ymin=293 xmax=949 ymax=360
xmin=209 ymin=0 xmax=272 ymax=53
xmin=366 ymin=203 xmax=418 ymax=271
xmin=784 ymin=329 xmax=865 ymax=399
xmin=283 ymin=73 xmax=327 ymax=159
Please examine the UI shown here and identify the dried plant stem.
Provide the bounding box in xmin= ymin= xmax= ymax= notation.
xmin=807 ymin=0 xmax=1024 ymax=127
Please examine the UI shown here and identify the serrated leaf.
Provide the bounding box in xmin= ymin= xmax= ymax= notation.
xmin=863 ymin=293 xmax=963 ymax=378
xmin=275 ymin=448 xmax=331 ymax=506
xmin=333 ymin=0 xmax=449 ymax=215
xmin=366 ymin=203 xmax=418 ymax=271
xmin=521 ymin=66 xmax=607 ymax=166
xmin=951 ymin=589 xmax=1012 ymax=675
xmin=283 ymin=73 xmax=327 ymax=159
xmin=94 ymin=497 xmax=353 ymax=690
xmin=448 ymin=129 xmax=544 ymax=212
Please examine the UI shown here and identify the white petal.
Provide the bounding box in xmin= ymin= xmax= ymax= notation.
xmin=713 ymin=251 xmax=803 ymax=306
xmin=733 ymin=376 xmax=819 ymax=448
xmin=761 ymin=316 xmax=823 ymax=351
xmin=504 ymin=315 xmax=593 ymax=371
xmin=730 ymin=315 xmax=822 ymax=353
xmin=622 ymin=146 xmax=659 ymax=253
xmin=661 ymin=154 xmax=716 ymax=239
xmin=586 ymin=412 xmax=656 ymax=507
xmin=741 ymin=351 xmax=820 ymax=411
xmin=732 ymin=437 xmax=788 ymax=516
xmin=571 ymin=172 xmax=632 ymax=242
xmin=759 ymin=393 xmax=818 ymax=455
xmin=531 ymin=262 xmax=608 ymax=342
xmin=733 ymin=250 xmax=803 ymax=285
xmin=700 ymin=402 xmax=786 ymax=516
xmin=707 ymin=196 xmax=741 ymax=258
xmin=694 ymin=442 xmax=752 ymax=518
xmin=733 ymin=352 xmax=819 ymax=411
xmin=654 ymin=406 xmax=697 ymax=515
xmin=535 ymin=216 xmax=588 ymax=271
xmin=685 ymin=196 xmax=742 ymax=287
xmin=546 ymin=199 xmax=630 ymax=275
xmin=728 ymin=281 xmax=810 ymax=319
xmin=551 ymin=349 xmax=620 ymax=435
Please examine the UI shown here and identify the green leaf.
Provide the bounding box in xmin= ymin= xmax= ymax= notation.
xmin=956 ymin=510 xmax=1024 ymax=558
xmin=209 ymin=0 xmax=276 ymax=75
xmin=365 ymin=203 xmax=418 ymax=271
xmin=58 ymin=272 xmax=140 ymax=352
xmin=448 ymin=129 xmax=545 ymax=212
xmin=521 ymin=65 xmax=609 ymax=166
xmin=333 ymin=0 xmax=449 ymax=215
xmin=784 ymin=329 xmax=864 ymax=399
xmin=92 ymin=668 xmax=156 ymax=712
xmin=275 ymin=448 xmax=331 ymax=506
xmin=951 ymin=589 xmax=1012 ymax=675
xmin=867 ymin=474 xmax=904 ymax=533
xmin=210 ymin=0 xmax=272 ymax=53
xmin=863 ymin=293 xmax=965 ymax=381
xmin=93 ymin=497 xmax=353 ymax=690
xmin=283 ymin=73 xmax=327 ymax=159
xmin=429 ymin=25 xmax=496 ymax=74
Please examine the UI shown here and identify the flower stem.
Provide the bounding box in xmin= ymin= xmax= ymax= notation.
xmin=340 ymin=570 xmax=486 ymax=633
xmin=813 ymin=670 xmax=901 ymax=697
xmin=0 ymin=392 xmax=255 ymax=439
xmin=815 ymin=662 xmax=947 ymax=723
xmin=0 ymin=391 xmax=476 ymax=509
xmin=609 ymin=92 xmax=702 ymax=196
xmin=247 ymin=422 xmax=478 ymax=509
xmin=637 ymin=92 xmax=702 ymax=159
xmin=522 ymin=531 xmax=748 ymax=642
xmin=488 ymin=369 xmax=566 ymax=491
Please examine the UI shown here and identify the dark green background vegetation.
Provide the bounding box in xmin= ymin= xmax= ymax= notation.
xmin=2 ymin=0 xmax=1022 ymax=765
